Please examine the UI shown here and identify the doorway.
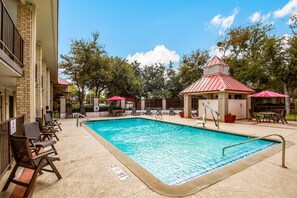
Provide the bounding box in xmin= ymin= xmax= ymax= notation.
xmin=9 ymin=96 xmax=14 ymax=118
xmin=0 ymin=95 xmax=2 ymax=121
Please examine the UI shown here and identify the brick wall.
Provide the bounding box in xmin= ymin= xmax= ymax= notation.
xmin=16 ymin=5 xmax=33 ymax=123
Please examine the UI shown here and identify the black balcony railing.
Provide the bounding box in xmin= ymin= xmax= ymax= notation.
xmin=0 ymin=1 xmax=24 ymax=67
xmin=0 ymin=115 xmax=24 ymax=178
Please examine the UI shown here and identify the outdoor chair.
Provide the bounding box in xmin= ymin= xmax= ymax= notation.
xmin=44 ymin=113 xmax=62 ymax=131
xmin=36 ymin=118 xmax=59 ymax=141
xmin=248 ymin=109 xmax=261 ymax=122
xmin=145 ymin=108 xmax=152 ymax=115
xmin=273 ymin=109 xmax=288 ymax=124
xmin=156 ymin=107 xmax=162 ymax=113
xmin=108 ymin=108 xmax=117 ymax=117
xmin=2 ymin=135 xmax=62 ymax=198
xmin=121 ymin=108 xmax=126 ymax=116
xmin=131 ymin=108 xmax=140 ymax=116
xmin=80 ymin=108 xmax=86 ymax=116
xmin=195 ymin=114 xmax=206 ymax=127
xmin=169 ymin=108 xmax=176 ymax=116
xmin=23 ymin=122 xmax=58 ymax=155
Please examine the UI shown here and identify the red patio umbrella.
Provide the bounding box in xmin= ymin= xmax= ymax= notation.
xmin=106 ymin=96 xmax=125 ymax=101
xmin=250 ymin=90 xmax=288 ymax=97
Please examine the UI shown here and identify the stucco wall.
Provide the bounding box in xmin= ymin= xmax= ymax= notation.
xmin=199 ymin=99 xmax=218 ymax=119
xmin=228 ymin=99 xmax=247 ymax=119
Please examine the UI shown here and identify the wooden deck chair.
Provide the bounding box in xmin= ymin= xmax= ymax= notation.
xmin=36 ymin=118 xmax=59 ymax=141
xmin=23 ymin=122 xmax=58 ymax=155
xmin=195 ymin=114 xmax=206 ymax=127
xmin=2 ymin=135 xmax=62 ymax=198
xmin=44 ymin=113 xmax=62 ymax=131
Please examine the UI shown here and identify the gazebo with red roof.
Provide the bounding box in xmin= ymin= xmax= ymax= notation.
xmin=180 ymin=56 xmax=254 ymax=121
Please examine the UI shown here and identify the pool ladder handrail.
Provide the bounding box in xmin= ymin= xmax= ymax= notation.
xmin=76 ymin=113 xmax=89 ymax=127
xmin=222 ymin=134 xmax=286 ymax=168
xmin=202 ymin=103 xmax=220 ymax=129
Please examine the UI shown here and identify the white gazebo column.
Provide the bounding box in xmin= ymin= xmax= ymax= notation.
xmin=218 ymin=91 xmax=228 ymax=121
xmin=141 ymin=97 xmax=145 ymax=110
xmin=246 ymin=94 xmax=251 ymax=117
xmin=184 ymin=94 xmax=192 ymax=118
xmin=162 ymin=98 xmax=166 ymax=110
xmin=121 ymin=99 xmax=125 ymax=108
xmin=94 ymin=97 xmax=99 ymax=108
xmin=60 ymin=96 xmax=66 ymax=119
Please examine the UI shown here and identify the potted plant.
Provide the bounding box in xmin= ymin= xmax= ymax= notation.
xmin=225 ymin=113 xmax=236 ymax=123
xmin=179 ymin=111 xmax=184 ymax=118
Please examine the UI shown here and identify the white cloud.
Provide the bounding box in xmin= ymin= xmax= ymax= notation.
xmin=274 ymin=0 xmax=297 ymax=18
xmin=210 ymin=8 xmax=239 ymax=35
xmin=209 ymin=45 xmax=231 ymax=58
xmin=126 ymin=45 xmax=180 ymax=67
xmin=249 ymin=12 xmax=271 ymax=23
xmin=209 ymin=45 xmax=223 ymax=58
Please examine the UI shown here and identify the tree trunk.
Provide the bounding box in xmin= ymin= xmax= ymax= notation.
xmin=282 ymin=81 xmax=290 ymax=114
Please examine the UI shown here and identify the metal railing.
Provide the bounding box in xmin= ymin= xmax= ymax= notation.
xmin=0 ymin=115 xmax=24 ymax=178
xmin=222 ymin=134 xmax=286 ymax=168
xmin=203 ymin=103 xmax=220 ymax=129
xmin=0 ymin=0 xmax=24 ymax=67
xmin=76 ymin=113 xmax=89 ymax=127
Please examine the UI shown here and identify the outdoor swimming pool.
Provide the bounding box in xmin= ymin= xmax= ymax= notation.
xmin=86 ymin=118 xmax=278 ymax=185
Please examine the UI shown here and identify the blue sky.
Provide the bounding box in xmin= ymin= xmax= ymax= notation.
xmin=59 ymin=0 xmax=295 ymax=69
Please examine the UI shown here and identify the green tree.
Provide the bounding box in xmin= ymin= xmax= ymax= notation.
xmin=178 ymin=49 xmax=209 ymax=88
xmin=60 ymin=33 xmax=102 ymax=108
xmin=166 ymin=62 xmax=183 ymax=98
xmin=217 ymin=22 xmax=272 ymax=88
xmin=142 ymin=63 xmax=167 ymax=98
xmin=107 ymin=57 xmax=143 ymax=100
xmin=82 ymin=33 xmax=113 ymax=97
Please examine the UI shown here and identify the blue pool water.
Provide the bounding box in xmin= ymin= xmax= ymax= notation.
xmin=86 ymin=118 xmax=277 ymax=185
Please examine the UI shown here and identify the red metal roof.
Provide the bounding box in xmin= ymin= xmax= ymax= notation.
xmin=58 ymin=77 xmax=71 ymax=85
xmin=180 ymin=74 xmax=254 ymax=94
xmin=205 ymin=56 xmax=228 ymax=67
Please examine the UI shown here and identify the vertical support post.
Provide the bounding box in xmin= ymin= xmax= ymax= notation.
xmin=94 ymin=97 xmax=99 ymax=108
xmin=60 ymin=96 xmax=66 ymax=119
xmin=218 ymin=91 xmax=228 ymax=121
xmin=162 ymin=98 xmax=166 ymax=110
xmin=141 ymin=97 xmax=145 ymax=110
xmin=184 ymin=94 xmax=192 ymax=118
xmin=121 ymin=99 xmax=125 ymax=109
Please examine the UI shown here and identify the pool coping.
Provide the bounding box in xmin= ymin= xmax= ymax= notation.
xmin=83 ymin=117 xmax=294 ymax=197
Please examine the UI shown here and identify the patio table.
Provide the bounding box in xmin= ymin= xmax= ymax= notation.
xmin=256 ymin=112 xmax=277 ymax=122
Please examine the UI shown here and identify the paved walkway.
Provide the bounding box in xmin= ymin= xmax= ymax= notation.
xmin=0 ymin=116 xmax=297 ymax=197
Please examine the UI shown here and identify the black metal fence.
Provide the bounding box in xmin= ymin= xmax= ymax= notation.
xmin=0 ymin=1 xmax=24 ymax=66
xmin=0 ymin=115 xmax=24 ymax=178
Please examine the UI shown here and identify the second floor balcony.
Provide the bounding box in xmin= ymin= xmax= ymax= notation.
xmin=0 ymin=0 xmax=24 ymax=69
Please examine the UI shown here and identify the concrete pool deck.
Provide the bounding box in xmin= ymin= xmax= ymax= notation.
xmin=1 ymin=115 xmax=297 ymax=197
